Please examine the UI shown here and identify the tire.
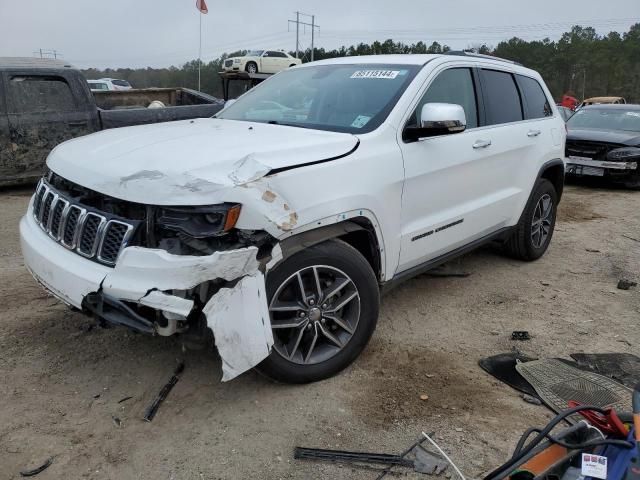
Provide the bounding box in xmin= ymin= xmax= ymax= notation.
xmin=289 ymin=64 xmax=297 ymax=68
xmin=504 ymin=178 xmax=558 ymax=261
xmin=245 ymin=62 xmax=258 ymax=74
xmin=257 ymin=239 xmax=379 ymax=383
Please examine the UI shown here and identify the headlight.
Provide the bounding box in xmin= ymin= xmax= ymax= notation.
xmin=156 ymin=204 xmax=241 ymax=238
xmin=607 ymin=147 xmax=640 ymax=160
xmin=234 ymin=59 xmax=241 ymax=63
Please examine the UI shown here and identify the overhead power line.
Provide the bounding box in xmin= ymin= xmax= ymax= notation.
xmin=288 ymin=12 xmax=320 ymax=61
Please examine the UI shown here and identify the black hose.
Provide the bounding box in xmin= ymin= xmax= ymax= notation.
xmin=484 ymin=405 xmax=634 ymax=480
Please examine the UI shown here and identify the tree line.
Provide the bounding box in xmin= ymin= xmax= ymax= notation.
xmin=82 ymin=23 xmax=640 ymax=102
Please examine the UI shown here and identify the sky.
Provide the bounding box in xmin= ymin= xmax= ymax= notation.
xmin=0 ymin=0 xmax=638 ymax=69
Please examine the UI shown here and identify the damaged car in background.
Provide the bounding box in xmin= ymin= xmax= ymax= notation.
xmin=565 ymin=104 xmax=640 ymax=188
xmin=21 ymin=53 xmax=566 ymax=383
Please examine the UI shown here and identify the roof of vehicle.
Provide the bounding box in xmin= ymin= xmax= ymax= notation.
xmin=87 ymin=79 xmax=107 ymax=83
xmin=580 ymin=103 xmax=640 ymax=111
xmin=303 ymin=53 xmax=534 ymax=72
xmin=582 ymin=96 xmax=625 ymax=103
xmin=0 ymin=57 xmax=75 ymax=69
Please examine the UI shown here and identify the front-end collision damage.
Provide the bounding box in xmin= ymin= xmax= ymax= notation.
xmin=92 ymin=245 xmax=274 ymax=381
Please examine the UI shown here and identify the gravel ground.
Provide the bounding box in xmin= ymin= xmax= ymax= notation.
xmin=0 ymin=182 xmax=638 ymax=480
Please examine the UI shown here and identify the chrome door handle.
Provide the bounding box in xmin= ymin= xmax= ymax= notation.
xmin=473 ymin=139 xmax=492 ymax=149
xmin=527 ymin=129 xmax=541 ymax=137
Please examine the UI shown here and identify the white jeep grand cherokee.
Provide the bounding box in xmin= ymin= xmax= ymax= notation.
xmin=20 ymin=53 xmax=565 ymax=383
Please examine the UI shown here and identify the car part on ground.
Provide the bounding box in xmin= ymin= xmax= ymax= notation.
xmin=143 ymin=362 xmax=185 ymax=422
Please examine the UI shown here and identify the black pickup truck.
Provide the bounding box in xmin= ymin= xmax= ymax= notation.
xmin=0 ymin=58 xmax=224 ymax=187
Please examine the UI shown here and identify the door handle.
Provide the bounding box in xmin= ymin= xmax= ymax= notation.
xmin=527 ymin=129 xmax=541 ymax=137
xmin=67 ymin=121 xmax=88 ymax=127
xmin=472 ymin=139 xmax=492 ymax=149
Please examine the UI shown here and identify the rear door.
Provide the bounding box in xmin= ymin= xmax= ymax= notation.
xmin=0 ymin=74 xmax=16 ymax=186
xmin=5 ymin=70 xmax=98 ymax=183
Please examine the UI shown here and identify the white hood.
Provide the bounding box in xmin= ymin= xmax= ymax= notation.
xmin=48 ymin=118 xmax=358 ymax=205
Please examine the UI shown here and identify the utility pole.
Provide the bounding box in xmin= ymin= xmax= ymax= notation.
xmin=295 ymin=11 xmax=300 ymax=59
xmin=288 ymin=12 xmax=319 ymax=61
xmin=311 ymin=15 xmax=315 ymax=61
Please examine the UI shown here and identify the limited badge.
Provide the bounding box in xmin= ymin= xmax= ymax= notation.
xmin=581 ymin=453 xmax=607 ymax=479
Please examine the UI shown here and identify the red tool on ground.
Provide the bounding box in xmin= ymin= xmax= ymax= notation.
xmin=568 ymin=400 xmax=629 ymax=438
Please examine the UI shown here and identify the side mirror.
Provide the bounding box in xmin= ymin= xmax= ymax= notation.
xmin=224 ymin=99 xmax=237 ymax=107
xmin=403 ymin=103 xmax=467 ymax=142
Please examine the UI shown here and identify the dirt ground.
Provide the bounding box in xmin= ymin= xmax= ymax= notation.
xmin=0 ymin=182 xmax=638 ymax=480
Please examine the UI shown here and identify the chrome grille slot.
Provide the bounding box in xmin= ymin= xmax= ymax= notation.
xmin=40 ymin=191 xmax=55 ymax=226
xmin=33 ymin=182 xmax=46 ymax=219
xmin=61 ymin=206 xmax=83 ymax=248
xmin=49 ymin=199 xmax=68 ymax=240
xmin=77 ymin=213 xmax=105 ymax=257
xmin=98 ymin=221 xmax=133 ymax=264
xmin=32 ymin=179 xmax=136 ymax=266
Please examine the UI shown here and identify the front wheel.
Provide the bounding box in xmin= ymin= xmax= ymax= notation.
xmin=257 ymin=240 xmax=379 ymax=383
xmin=245 ymin=62 xmax=258 ymax=74
xmin=504 ymin=178 xmax=558 ymax=261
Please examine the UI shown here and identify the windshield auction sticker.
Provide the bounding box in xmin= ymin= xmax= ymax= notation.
xmin=351 ymin=70 xmax=400 ymax=79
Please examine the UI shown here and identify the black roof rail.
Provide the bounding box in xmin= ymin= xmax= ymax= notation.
xmin=443 ymin=51 xmax=522 ymax=66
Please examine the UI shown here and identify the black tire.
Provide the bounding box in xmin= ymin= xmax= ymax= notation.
xmin=289 ymin=64 xmax=297 ymax=68
xmin=504 ymin=178 xmax=558 ymax=261
xmin=257 ymin=239 xmax=379 ymax=383
xmin=245 ymin=62 xmax=258 ymax=74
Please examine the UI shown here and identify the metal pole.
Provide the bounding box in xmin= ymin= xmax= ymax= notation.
xmin=582 ymin=68 xmax=586 ymax=100
xmin=198 ymin=12 xmax=202 ymax=91
xmin=295 ymin=11 xmax=299 ymax=59
xmin=311 ymin=15 xmax=315 ymax=62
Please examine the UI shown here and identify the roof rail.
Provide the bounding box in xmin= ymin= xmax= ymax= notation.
xmin=444 ymin=51 xmax=522 ymax=66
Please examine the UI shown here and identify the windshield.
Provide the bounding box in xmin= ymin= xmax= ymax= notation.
xmin=217 ymin=63 xmax=420 ymax=134
xmin=568 ymin=108 xmax=640 ymax=132
xmin=246 ymin=50 xmax=264 ymax=57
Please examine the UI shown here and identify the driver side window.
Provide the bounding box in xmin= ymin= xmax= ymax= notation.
xmin=411 ymin=68 xmax=478 ymax=129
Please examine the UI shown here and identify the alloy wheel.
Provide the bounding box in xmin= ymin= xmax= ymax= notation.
xmin=269 ymin=265 xmax=361 ymax=365
xmin=531 ymin=193 xmax=553 ymax=248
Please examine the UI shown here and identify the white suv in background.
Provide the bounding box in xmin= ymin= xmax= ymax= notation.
xmin=21 ymin=53 xmax=565 ymax=384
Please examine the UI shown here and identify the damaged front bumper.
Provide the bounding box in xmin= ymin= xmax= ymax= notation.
xmin=20 ymin=205 xmax=274 ymax=381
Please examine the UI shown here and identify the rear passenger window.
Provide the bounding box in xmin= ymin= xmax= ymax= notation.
xmin=411 ymin=68 xmax=478 ymax=129
xmin=8 ymin=76 xmax=76 ymax=114
xmin=480 ymin=70 xmax=523 ymax=125
xmin=517 ymin=75 xmax=552 ymax=119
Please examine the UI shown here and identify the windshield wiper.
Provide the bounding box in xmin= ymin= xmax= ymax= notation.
xmin=267 ymin=120 xmax=311 ymax=129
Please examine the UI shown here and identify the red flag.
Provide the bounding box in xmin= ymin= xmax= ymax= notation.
xmin=196 ymin=0 xmax=208 ymax=14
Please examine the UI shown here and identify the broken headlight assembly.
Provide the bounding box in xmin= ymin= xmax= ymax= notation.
xmin=607 ymin=147 xmax=640 ymax=161
xmin=155 ymin=204 xmax=242 ymax=238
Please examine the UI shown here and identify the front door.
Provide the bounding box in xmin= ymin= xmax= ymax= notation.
xmin=261 ymin=52 xmax=281 ymax=74
xmin=5 ymin=71 xmax=95 ymax=183
xmin=397 ymin=66 xmax=528 ymax=273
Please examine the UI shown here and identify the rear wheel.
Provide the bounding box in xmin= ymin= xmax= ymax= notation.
xmin=504 ymin=178 xmax=558 ymax=261
xmin=245 ymin=62 xmax=258 ymax=74
xmin=257 ymin=240 xmax=379 ymax=383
